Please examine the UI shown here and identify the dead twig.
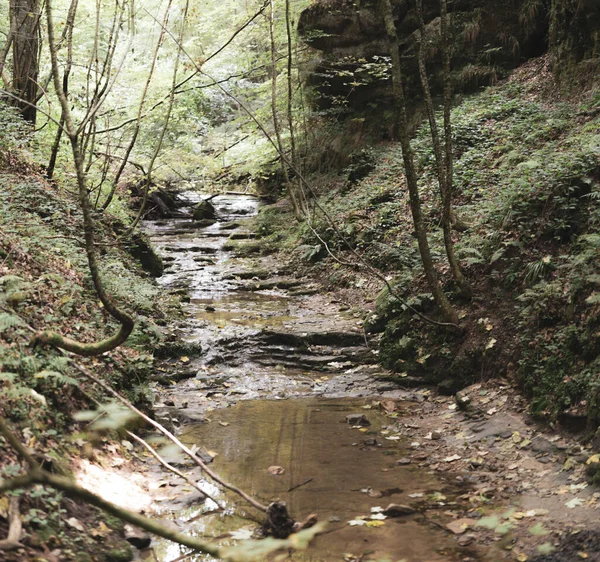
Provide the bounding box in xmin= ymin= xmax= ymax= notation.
xmin=126 ymin=430 xmax=224 ymax=510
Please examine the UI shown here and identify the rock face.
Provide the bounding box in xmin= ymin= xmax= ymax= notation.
xmin=298 ymin=0 xmax=597 ymax=120
xmin=550 ymin=0 xmax=600 ymax=83
xmin=298 ymin=0 xmax=548 ymax=117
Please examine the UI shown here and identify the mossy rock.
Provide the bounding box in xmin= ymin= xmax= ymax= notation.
xmin=155 ymin=338 xmax=202 ymax=359
xmin=126 ymin=231 xmax=164 ymax=278
xmin=586 ymin=459 xmax=600 ymax=486
xmin=192 ymin=200 xmax=217 ymax=222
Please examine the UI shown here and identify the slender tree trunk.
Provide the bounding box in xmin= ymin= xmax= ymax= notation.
xmin=126 ymin=0 xmax=188 ymax=234
xmin=47 ymin=0 xmax=79 ymax=179
xmin=415 ymin=0 xmax=470 ymax=297
xmin=34 ymin=0 xmax=135 ymax=356
xmin=269 ymin=0 xmax=302 ymax=220
xmin=285 ymin=0 xmax=307 ymax=215
xmin=101 ymin=0 xmax=167 ymax=211
xmin=9 ymin=0 xmax=41 ymax=124
xmin=379 ymin=0 xmax=457 ymax=323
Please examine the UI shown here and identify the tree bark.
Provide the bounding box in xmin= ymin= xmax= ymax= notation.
xmin=379 ymin=0 xmax=457 ymax=323
xmin=269 ymin=0 xmax=302 ymax=220
xmin=34 ymin=0 xmax=135 ymax=356
xmin=415 ymin=0 xmax=470 ymax=297
xmin=9 ymin=0 xmax=41 ymax=124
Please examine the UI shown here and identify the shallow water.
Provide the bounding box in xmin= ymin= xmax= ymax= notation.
xmin=146 ymin=194 xmax=479 ymax=562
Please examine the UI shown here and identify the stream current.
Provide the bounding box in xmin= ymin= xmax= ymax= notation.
xmin=144 ymin=194 xmax=478 ymax=562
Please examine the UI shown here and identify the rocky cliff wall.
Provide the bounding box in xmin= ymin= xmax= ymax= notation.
xmin=298 ymin=0 xmax=597 ymax=119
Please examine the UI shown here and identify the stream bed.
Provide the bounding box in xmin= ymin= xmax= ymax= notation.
xmin=144 ymin=194 xmax=480 ymax=562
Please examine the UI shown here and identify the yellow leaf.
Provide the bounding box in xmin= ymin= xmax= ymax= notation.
xmin=358 ymin=428 xmax=369 ymax=433
xmin=366 ymin=520 xmax=385 ymax=527
xmin=180 ymin=356 xmax=190 ymax=363
xmin=577 ymin=553 xmax=589 ymax=559
xmin=586 ymin=454 xmax=600 ymax=465
xmin=516 ymin=553 xmax=528 ymax=561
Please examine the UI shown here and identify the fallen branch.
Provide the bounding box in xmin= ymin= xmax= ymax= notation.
xmin=73 ymin=363 xmax=268 ymax=513
xmin=0 ymin=468 xmax=222 ymax=556
xmin=126 ymin=430 xmax=224 ymax=510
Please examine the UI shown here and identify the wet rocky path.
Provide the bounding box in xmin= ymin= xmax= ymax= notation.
xmin=142 ymin=194 xmax=600 ymax=562
xmin=144 ymin=194 xmax=477 ymax=562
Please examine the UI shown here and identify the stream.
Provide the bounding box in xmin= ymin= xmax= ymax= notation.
xmin=144 ymin=194 xmax=479 ymax=562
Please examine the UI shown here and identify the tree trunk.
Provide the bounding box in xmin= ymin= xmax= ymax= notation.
xmin=269 ymin=0 xmax=302 ymax=220
xmin=379 ymin=0 xmax=458 ymax=323
xmin=9 ymin=0 xmax=40 ymax=124
xmin=415 ymin=0 xmax=471 ymax=297
xmin=34 ymin=0 xmax=135 ymax=356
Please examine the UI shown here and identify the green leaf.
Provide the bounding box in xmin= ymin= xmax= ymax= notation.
xmin=219 ymin=522 xmax=326 ymax=561
xmin=529 ymin=523 xmax=551 ymax=536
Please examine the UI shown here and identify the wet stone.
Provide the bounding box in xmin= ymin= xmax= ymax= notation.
xmin=383 ymin=503 xmax=416 ymax=517
xmin=397 ymin=457 xmax=412 ymax=465
xmin=346 ymin=413 xmax=370 ymax=426
xmin=124 ymin=525 xmax=152 ymax=549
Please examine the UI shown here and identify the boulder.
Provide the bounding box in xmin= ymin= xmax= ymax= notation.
xmin=192 ymin=200 xmax=217 ymax=222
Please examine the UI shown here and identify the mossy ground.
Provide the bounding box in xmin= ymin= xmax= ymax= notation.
xmin=0 ymin=103 xmax=181 ymax=560
xmin=258 ymin=56 xmax=600 ymax=429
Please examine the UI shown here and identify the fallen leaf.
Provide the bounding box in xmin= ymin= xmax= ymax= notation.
xmin=565 ymin=498 xmax=584 ymax=509
xmin=180 ymin=356 xmax=190 ymax=363
xmin=444 ymin=454 xmax=461 ymax=463
xmin=586 ymin=454 xmax=600 ymax=465
xmin=218 ymin=421 xmax=230 ymax=427
xmin=267 ymin=465 xmax=285 ymax=475
xmin=380 ymin=400 xmax=397 ymax=413
xmin=537 ymin=543 xmax=555 ymax=555
xmin=529 ymin=523 xmax=551 ymax=536
xmin=369 ymin=513 xmax=387 ymax=520
xmin=485 ymin=338 xmax=497 ymax=350
xmin=348 ymin=519 xmax=367 ymax=526
xmin=66 ymin=517 xmax=85 ymax=532
xmin=366 ymin=520 xmax=385 ymax=527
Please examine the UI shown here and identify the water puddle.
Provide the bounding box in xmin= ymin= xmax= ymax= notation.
xmin=153 ymin=397 xmax=469 ymax=562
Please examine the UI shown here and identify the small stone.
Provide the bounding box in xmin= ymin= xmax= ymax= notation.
xmin=346 ymin=414 xmax=370 ymax=427
xmin=267 ymin=465 xmax=285 ymax=475
xmin=367 ymin=489 xmax=383 ymax=498
xmin=446 ymin=518 xmax=477 ymax=535
xmin=363 ymin=438 xmax=377 ymax=446
xmin=431 ymin=430 xmax=443 ymax=441
xmin=456 ymin=392 xmax=471 ymax=410
xmin=124 ymin=525 xmax=152 ymax=549
xmin=412 ymin=452 xmax=428 ymax=461
xmin=328 ymin=516 xmax=341 ymax=522
xmin=205 ymin=305 xmax=216 ymax=312
xmin=383 ymin=504 xmax=416 ymax=517
xmin=397 ymin=457 xmax=412 ymax=465
xmin=458 ymin=533 xmax=477 ymax=547
xmin=531 ymin=436 xmax=556 ymax=454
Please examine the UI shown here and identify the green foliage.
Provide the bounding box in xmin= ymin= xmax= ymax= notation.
xmin=0 ymin=101 xmax=32 ymax=159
